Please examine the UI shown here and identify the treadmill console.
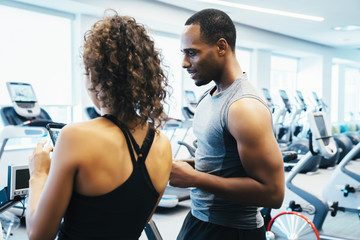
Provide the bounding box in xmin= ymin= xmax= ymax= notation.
xmin=262 ymin=88 xmax=272 ymax=102
xmin=7 ymin=164 xmax=30 ymax=201
xmin=312 ymin=91 xmax=320 ymax=105
xmin=1 ymin=164 xmax=30 ymax=208
xmin=307 ymin=111 xmax=337 ymax=159
xmin=6 ymin=82 xmax=40 ymax=118
xmin=279 ymin=89 xmax=292 ymax=113
xmin=296 ymin=90 xmax=307 ymax=111
xmin=262 ymin=88 xmax=275 ymax=113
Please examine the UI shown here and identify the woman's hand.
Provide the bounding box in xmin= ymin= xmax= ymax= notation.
xmin=29 ymin=140 xmax=53 ymax=178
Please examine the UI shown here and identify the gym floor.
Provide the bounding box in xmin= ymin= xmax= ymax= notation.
xmin=7 ymin=159 xmax=360 ymax=240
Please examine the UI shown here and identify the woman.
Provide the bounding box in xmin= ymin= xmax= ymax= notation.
xmin=26 ymin=10 xmax=172 ymax=240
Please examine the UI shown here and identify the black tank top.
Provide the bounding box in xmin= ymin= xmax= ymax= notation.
xmin=58 ymin=114 xmax=159 ymax=240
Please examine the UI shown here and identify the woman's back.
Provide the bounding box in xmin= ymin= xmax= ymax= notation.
xmin=57 ymin=116 xmax=172 ymax=239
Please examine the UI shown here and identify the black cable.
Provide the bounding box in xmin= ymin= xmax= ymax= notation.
xmin=20 ymin=199 xmax=26 ymax=218
xmin=308 ymin=131 xmax=318 ymax=156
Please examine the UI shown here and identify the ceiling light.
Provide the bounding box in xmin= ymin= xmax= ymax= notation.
xmin=197 ymin=0 xmax=324 ymax=21
xmin=333 ymin=25 xmax=360 ymax=31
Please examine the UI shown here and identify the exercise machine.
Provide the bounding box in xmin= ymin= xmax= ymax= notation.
xmin=175 ymin=90 xmax=198 ymax=158
xmin=262 ymin=88 xmax=276 ymax=114
xmin=295 ymin=90 xmax=339 ymax=169
xmin=1 ymin=82 xmax=52 ymax=127
xmin=277 ymin=89 xmax=308 ymax=144
xmin=312 ymin=92 xmax=328 ymax=113
xmin=267 ymin=111 xmax=358 ymax=240
xmin=183 ymin=90 xmax=197 ymax=117
xmin=311 ymin=91 xmax=354 ymax=164
xmin=1 ymin=82 xmax=50 ymax=210
xmin=0 ymin=82 xmax=52 ymax=238
xmin=0 ymin=126 xmax=47 ymax=238
xmin=273 ymin=89 xmax=293 ymax=143
xmin=322 ymin=141 xmax=360 ymax=213
xmin=0 ymin=128 xmax=46 ymax=211
xmin=277 ymin=90 xmax=321 ymax=173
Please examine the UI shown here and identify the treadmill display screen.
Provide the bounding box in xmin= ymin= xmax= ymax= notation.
xmin=314 ymin=115 xmax=328 ymax=138
xmin=8 ymin=83 xmax=36 ymax=102
xmin=262 ymin=88 xmax=271 ymax=100
xmin=15 ymin=169 xmax=30 ymax=190
xmin=279 ymin=90 xmax=288 ymax=101
xmin=312 ymin=92 xmax=320 ymax=103
xmin=297 ymin=90 xmax=304 ymax=102
xmin=279 ymin=90 xmax=291 ymax=111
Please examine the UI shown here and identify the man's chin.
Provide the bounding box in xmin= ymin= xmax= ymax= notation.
xmin=194 ymin=81 xmax=204 ymax=87
xmin=194 ymin=78 xmax=210 ymax=87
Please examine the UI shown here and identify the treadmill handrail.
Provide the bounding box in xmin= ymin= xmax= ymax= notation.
xmin=0 ymin=125 xmax=47 ymax=161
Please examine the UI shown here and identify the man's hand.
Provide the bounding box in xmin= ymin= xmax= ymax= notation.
xmin=169 ymin=160 xmax=197 ymax=188
xmin=181 ymin=159 xmax=195 ymax=168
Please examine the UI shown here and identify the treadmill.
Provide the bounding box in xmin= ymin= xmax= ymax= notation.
xmin=1 ymin=82 xmax=52 ymax=126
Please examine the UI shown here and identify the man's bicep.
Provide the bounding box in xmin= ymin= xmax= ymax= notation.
xmin=227 ymin=98 xmax=282 ymax=179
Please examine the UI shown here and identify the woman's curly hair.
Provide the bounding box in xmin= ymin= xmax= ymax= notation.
xmin=83 ymin=10 xmax=169 ymax=129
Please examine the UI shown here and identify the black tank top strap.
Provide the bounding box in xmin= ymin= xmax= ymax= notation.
xmin=135 ymin=126 xmax=155 ymax=164
xmin=121 ymin=123 xmax=155 ymax=165
xmin=122 ymin=128 xmax=138 ymax=166
xmin=102 ymin=114 xmax=155 ymax=165
xmin=102 ymin=114 xmax=137 ymax=165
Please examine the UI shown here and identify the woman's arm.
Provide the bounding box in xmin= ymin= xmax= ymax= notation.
xmin=26 ymin=126 xmax=79 ymax=240
xmin=146 ymin=132 xmax=173 ymax=222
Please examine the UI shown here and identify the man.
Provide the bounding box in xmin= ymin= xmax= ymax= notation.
xmin=170 ymin=9 xmax=285 ymax=240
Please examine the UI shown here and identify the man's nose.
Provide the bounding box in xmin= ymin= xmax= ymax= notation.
xmin=182 ymin=55 xmax=190 ymax=69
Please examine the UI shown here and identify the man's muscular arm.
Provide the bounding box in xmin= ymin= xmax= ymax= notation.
xmin=170 ymin=98 xmax=284 ymax=208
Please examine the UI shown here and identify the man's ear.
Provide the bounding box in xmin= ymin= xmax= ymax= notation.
xmin=217 ymin=38 xmax=228 ymax=56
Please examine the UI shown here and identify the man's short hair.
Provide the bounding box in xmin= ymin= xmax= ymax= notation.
xmin=185 ymin=8 xmax=236 ymax=51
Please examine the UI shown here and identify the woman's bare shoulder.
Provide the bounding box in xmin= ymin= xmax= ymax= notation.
xmin=153 ymin=130 xmax=171 ymax=151
xmin=61 ymin=118 xmax=107 ymax=135
xmin=57 ymin=118 xmax=113 ymax=149
xmin=151 ymin=130 xmax=172 ymax=165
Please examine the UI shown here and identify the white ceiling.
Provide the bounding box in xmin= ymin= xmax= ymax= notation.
xmin=155 ymin=0 xmax=360 ymax=50
xmin=22 ymin=0 xmax=360 ymax=51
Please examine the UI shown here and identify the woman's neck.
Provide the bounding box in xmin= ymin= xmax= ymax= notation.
xmin=100 ymin=108 xmax=145 ymax=130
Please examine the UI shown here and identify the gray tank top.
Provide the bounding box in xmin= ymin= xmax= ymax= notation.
xmin=191 ymin=73 xmax=268 ymax=229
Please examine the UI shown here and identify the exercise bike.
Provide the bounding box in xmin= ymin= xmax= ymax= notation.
xmin=266 ymin=111 xmax=359 ymax=240
xmin=322 ymin=141 xmax=360 ymax=213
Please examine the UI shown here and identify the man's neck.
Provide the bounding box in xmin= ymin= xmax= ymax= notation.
xmin=213 ymin=61 xmax=243 ymax=95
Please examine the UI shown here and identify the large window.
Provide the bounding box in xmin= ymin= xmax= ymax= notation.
xmin=270 ymin=55 xmax=298 ymax=106
xmin=344 ymin=67 xmax=360 ymax=122
xmin=0 ymin=4 xmax=72 ymax=126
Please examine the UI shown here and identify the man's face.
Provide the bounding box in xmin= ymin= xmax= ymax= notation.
xmin=181 ymin=24 xmax=221 ymax=86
